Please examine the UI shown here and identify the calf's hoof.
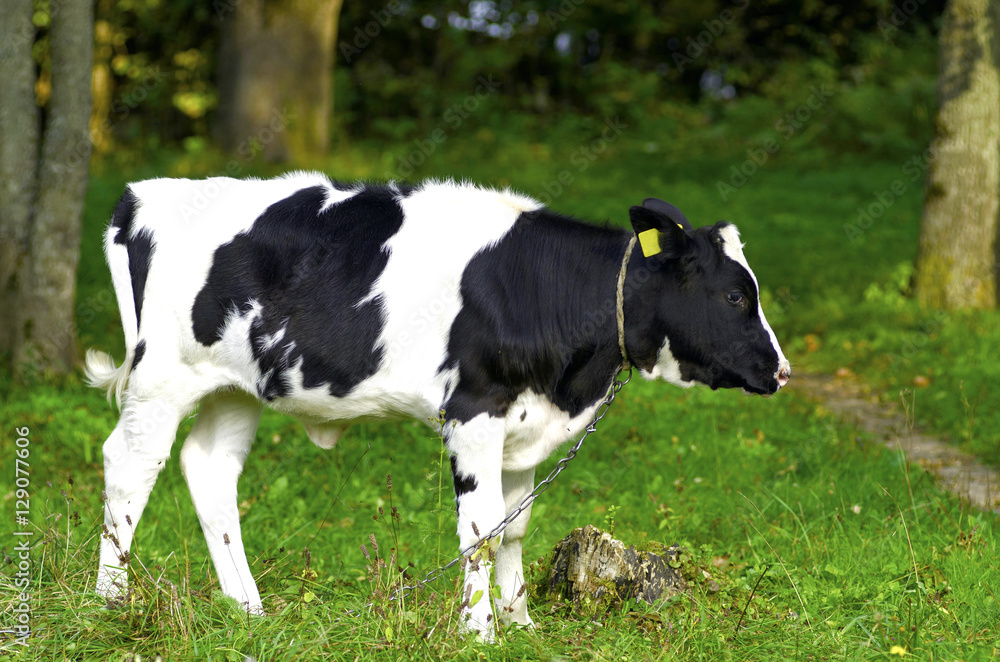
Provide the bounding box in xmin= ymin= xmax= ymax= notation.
xmin=458 ymin=608 xmax=498 ymax=643
xmin=95 ymin=567 xmax=127 ymax=603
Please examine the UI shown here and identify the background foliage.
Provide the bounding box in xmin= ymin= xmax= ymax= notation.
xmin=79 ymin=0 xmax=943 ymax=154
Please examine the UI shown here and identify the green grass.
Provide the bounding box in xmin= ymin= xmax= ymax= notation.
xmin=3 ymin=127 xmax=1000 ymax=660
xmin=3 ymin=378 xmax=999 ymax=659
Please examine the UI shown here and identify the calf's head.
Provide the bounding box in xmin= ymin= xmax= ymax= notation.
xmin=628 ymin=198 xmax=790 ymax=395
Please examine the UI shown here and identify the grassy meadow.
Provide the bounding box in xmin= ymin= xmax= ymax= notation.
xmin=2 ymin=120 xmax=1000 ymax=660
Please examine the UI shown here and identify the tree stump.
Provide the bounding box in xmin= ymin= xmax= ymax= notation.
xmin=545 ymin=525 xmax=686 ymax=615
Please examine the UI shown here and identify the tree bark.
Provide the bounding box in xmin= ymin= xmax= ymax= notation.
xmin=3 ymin=0 xmax=94 ymax=376
xmin=215 ymin=0 xmax=342 ymax=163
xmin=915 ymin=0 xmax=1000 ymax=309
xmin=0 ymin=0 xmax=41 ymax=350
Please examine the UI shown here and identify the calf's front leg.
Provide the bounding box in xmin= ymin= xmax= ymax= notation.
xmin=496 ymin=466 xmax=535 ymax=627
xmin=447 ymin=414 xmax=506 ymax=641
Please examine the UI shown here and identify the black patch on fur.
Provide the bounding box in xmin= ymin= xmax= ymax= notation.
xmin=128 ymin=229 xmax=155 ymax=330
xmin=441 ymin=210 xmax=629 ymax=423
xmin=451 ymin=456 xmax=478 ymax=498
xmin=110 ymin=187 xmax=139 ymax=246
xmin=109 ymin=187 xmax=155 ymax=330
xmin=191 ymin=182 xmax=408 ymax=400
xmin=131 ymin=339 xmax=146 ymax=371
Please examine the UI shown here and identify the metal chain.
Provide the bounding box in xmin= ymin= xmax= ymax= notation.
xmin=352 ymin=366 xmax=634 ymax=613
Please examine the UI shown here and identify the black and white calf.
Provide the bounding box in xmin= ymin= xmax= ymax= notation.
xmin=87 ymin=173 xmax=789 ymax=638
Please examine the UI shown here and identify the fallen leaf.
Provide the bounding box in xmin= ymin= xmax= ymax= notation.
xmin=804 ymin=334 xmax=821 ymax=352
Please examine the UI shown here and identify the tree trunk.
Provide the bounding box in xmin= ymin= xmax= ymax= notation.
xmin=215 ymin=0 xmax=342 ymax=163
xmin=915 ymin=0 xmax=1000 ymax=309
xmin=545 ymin=525 xmax=686 ymax=615
xmin=0 ymin=0 xmax=41 ymax=351
xmin=2 ymin=0 xmax=94 ymax=377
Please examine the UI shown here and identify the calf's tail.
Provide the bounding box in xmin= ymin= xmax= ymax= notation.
xmin=84 ymin=348 xmax=132 ymax=409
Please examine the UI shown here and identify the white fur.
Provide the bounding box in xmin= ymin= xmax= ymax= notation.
xmin=718 ymin=225 xmax=790 ymax=382
xmin=502 ymin=391 xmax=604 ymax=472
xmin=640 ymin=335 xmax=695 ymax=388
xmin=178 ymin=391 xmax=263 ymax=613
xmin=84 ymin=221 xmax=142 ymax=408
xmin=83 ymin=348 xmax=130 ymax=408
xmin=447 ymin=412 xmax=507 ymax=637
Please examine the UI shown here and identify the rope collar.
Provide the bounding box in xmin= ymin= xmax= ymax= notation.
xmin=616 ymin=235 xmax=636 ymax=370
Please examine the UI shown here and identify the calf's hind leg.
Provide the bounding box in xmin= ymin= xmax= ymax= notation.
xmin=97 ymin=395 xmax=192 ymax=600
xmin=179 ymin=390 xmax=264 ymax=613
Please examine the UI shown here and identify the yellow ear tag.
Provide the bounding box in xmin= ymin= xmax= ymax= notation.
xmin=638 ymin=229 xmax=661 ymax=257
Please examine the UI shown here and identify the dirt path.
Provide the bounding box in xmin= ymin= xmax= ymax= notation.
xmin=793 ymin=373 xmax=1000 ymax=514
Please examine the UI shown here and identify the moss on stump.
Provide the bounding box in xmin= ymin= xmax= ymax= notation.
xmin=544 ymin=525 xmax=686 ymax=616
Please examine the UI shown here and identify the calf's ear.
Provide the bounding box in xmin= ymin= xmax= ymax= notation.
xmin=629 ymin=205 xmax=689 ymax=259
xmin=641 ymin=198 xmax=693 ymax=230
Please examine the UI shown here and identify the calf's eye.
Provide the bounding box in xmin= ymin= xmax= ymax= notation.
xmin=726 ymin=291 xmax=744 ymax=306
